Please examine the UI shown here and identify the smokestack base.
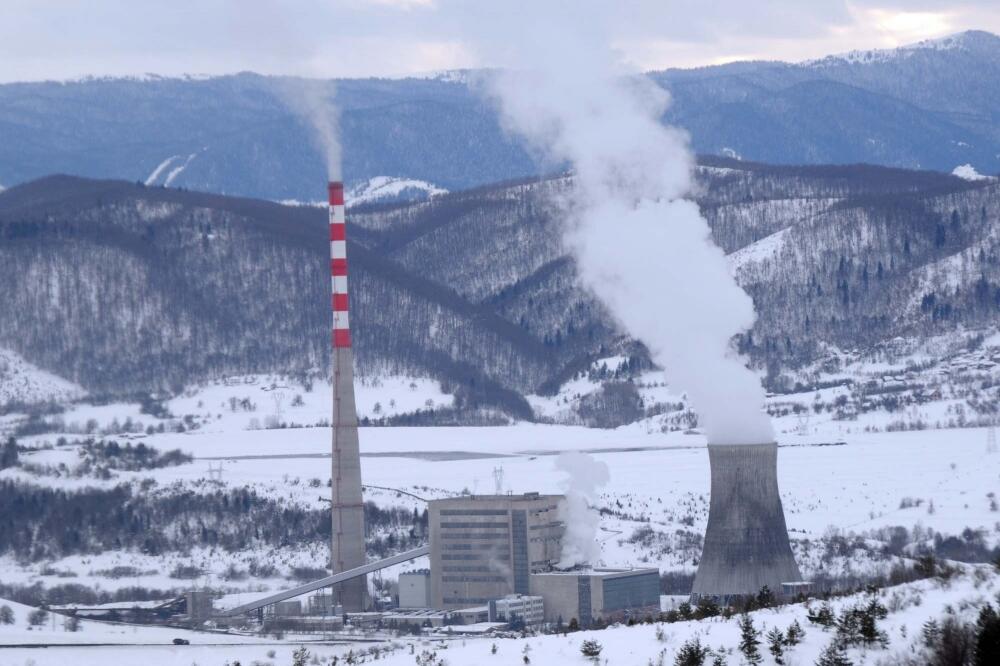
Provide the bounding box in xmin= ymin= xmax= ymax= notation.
xmin=691 ymin=442 xmax=801 ymax=602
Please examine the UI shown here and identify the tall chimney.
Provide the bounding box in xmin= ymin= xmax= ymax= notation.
xmin=691 ymin=443 xmax=802 ymax=602
xmin=328 ymin=181 xmax=367 ymax=611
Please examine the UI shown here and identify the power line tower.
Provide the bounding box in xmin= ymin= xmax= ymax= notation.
xmin=988 ymin=425 xmax=997 ymax=455
xmin=207 ymin=462 xmax=224 ymax=482
xmin=492 ymin=465 xmax=504 ymax=495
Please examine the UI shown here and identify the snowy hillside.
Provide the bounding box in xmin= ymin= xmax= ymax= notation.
xmin=348 ymin=176 xmax=447 ymax=206
xmin=0 ymin=347 xmax=84 ymax=408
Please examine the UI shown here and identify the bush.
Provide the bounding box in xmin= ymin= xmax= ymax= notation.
xmin=580 ymin=639 xmax=603 ymax=658
xmin=674 ymin=638 xmax=708 ymax=666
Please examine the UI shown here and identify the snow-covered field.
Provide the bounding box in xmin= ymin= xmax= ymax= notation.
xmin=1 ymin=567 xmax=996 ymax=665
xmin=3 ymin=374 xmax=1000 ymax=664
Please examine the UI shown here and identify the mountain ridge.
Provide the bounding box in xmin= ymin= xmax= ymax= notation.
xmin=0 ymin=32 xmax=998 ymax=201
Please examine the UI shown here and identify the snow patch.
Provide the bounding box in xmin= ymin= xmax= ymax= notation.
xmin=952 ymin=163 xmax=992 ymax=181
xmin=144 ymin=156 xmax=179 ymax=186
xmin=727 ymin=227 xmax=791 ymax=273
xmin=163 ymin=153 xmax=197 ymax=186
xmin=0 ymin=348 xmax=84 ymax=408
xmin=347 ymin=176 xmax=447 ymax=206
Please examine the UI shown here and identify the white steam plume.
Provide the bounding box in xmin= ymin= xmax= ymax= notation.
xmin=475 ymin=5 xmax=774 ymax=445
xmin=278 ymin=78 xmax=342 ymax=181
xmin=554 ymin=451 xmax=609 ymax=569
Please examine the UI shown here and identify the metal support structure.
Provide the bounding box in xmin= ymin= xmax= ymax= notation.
xmin=221 ymin=546 xmax=429 ymax=617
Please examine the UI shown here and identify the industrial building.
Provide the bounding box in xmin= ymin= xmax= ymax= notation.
xmin=529 ymin=568 xmax=661 ymax=626
xmin=488 ymin=594 xmax=545 ymax=626
xmin=691 ymin=443 xmax=804 ymax=602
xmin=398 ymin=570 xmax=431 ymax=608
xmin=428 ymin=492 xmax=564 ymax=609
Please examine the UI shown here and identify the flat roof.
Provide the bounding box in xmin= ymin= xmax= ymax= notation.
xmin=532 ymin=567 xmax=660 ymax=578
xmin=430 ymin=493 xmax=563 ymax=503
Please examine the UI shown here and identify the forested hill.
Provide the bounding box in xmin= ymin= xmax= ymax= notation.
xmin=0 ymin=161 xmax=997 ymax=419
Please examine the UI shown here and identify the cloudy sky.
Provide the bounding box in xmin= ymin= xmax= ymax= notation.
xmin=1 ymin=0 xmax=998 ymax=82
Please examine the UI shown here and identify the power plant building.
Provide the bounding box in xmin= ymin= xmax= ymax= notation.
xmin=428 ymin=493 xmax=564 ymax=609
xmin=398 ymin=570 xmax=431 ymax=609
xmin=529 ymin=568 xmax=660 ymax=626
xmin=692 ymin=443 xmax=803 ymax=602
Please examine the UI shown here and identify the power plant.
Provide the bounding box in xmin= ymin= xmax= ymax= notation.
xmin=55 ymin=181 xmax=805 ymax=637
xmin=691 ymin=442 xmax=804 ymax=602
xmin=327 ymin=180 xmax=367 ymax=612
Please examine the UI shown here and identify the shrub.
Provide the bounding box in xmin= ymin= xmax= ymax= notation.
xmin=580 ymin=639 xmax=603 ymax=658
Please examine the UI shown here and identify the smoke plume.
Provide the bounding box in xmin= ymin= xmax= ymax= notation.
xmin=477 ymin=5 xmax=774 ymax=445
xmin=554 ymin=451 xmax=609 ymax=569
xmin=278 ymin=77 xmax=342 ymax=180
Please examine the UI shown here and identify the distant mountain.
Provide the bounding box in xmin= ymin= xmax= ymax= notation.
xmin=2 ymin=161 xmax=997 ymax=423
xmin=652 ymin=31 xmax=1000 ymax=174
xmin=0 ymin=32 xmax=998 ymax=200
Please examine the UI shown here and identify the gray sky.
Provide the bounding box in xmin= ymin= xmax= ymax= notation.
xmin=1 ymin=1 xmax=998 ymax=82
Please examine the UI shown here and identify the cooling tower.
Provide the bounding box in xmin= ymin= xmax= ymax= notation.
xmin=691 ymin=442 xmax=802 ymax=602
xmin=328 ymin=181 xmax=367 ymax=611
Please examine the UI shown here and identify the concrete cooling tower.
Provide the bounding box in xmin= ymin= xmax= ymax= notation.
xmin=328 ymin=181 xmax=367 ymax=611
xmin=691 ymin=442 xmax=802 ymax=602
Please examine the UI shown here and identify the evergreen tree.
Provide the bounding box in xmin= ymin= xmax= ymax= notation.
xmin=738 ymin=614 xmax=762 ymax=666
xmin=808 ymin=602 xmax=836 ymax=628
xmin=766 ymin=627 xmax=785 ymax=664
xmin=755 ymin=586 xmax=776 ymax=610
xmin=975 ymin=604 xmax=1000 ymax=666
xmin=785 ymin=620 xmax=805 ymax=646
xmin=922 ymin=618 xmax=941 ymax=648
xmin=815 ymin=640 xmax=852 ymax=666
xmin=0 ymin=437 xmax=17 ymax=470
xmin=580 ymin=640 xmax=602 ymax=658
xmin=674 ymin=638 xmax=709 ymax=666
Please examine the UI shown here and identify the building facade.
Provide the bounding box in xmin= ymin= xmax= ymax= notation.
xmin=529 ymin=568 xmax=661 ymax=626
xmin=429 ymin=493 xmax=564 ymax=609
xmin=488 ymin=594 xmax=545 ymax=626
xmin=398 ymin=570 xmax=432 ymax=609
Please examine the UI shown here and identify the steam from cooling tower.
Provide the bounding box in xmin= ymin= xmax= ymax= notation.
xmin=554 ymin=451 xmax=609 ymax=568
xmin=471 ymin=4 xmax=773 ymax=445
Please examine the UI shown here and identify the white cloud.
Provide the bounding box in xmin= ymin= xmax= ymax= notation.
xmin=0 ymin=0 xmax=997 ymax=82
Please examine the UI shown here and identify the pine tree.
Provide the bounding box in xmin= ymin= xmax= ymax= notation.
xmin=808 ymin=602 xmax=836 ymax=628
xmin=738 ymin=614 xmax=762 ymax=665
xmin=0 ymin=437 xmax=17 ymax=470
xmin=815 ymin=640 xmax=852 ymax=666
xmin=766 ymin=627 xmax=785 ymax=664
xmin=922 ymin=618 xmax=941 ymax=648
xmin=785 ymin=619 xmax=805 ymax=646
xmin=975 ymin=603 xmax=1000 ymax=666
xmin=674 ymin=638 xmax=709 ymax=666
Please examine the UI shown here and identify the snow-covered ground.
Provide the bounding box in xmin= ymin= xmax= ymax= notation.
xmin=0 ymin=347 xmax=85 ymax=408
xmin=3 ymin=371 xmax=1000 ymax=663
xmin=347 ymin=176 xmax=447 ymax=206
xmin=1 ymin=566 xmax=996 ymax=664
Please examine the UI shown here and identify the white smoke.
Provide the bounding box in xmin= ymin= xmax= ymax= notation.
xmin=474 ymin=4 xmax=774 ymax=445
xmin=554 ymin=451 xmax=609 ymax=569
xmin=278 ymin=77 xmax=342 ymax=180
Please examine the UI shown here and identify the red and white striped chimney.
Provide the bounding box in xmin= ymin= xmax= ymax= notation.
xmin=328 ymin=181 xmax=350 ymax=349
xmin=327 ymin=180 xmax=366 ymax=611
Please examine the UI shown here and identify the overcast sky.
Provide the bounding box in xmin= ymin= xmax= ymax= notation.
xmin=1 ymin=1 xmax=998 ymax=83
